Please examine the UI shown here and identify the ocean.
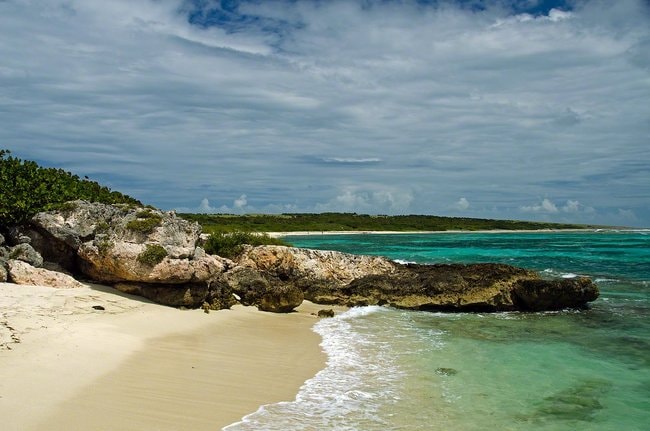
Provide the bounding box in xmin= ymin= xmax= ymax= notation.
xmin=224 ymin=231 xmax=649 ymax=430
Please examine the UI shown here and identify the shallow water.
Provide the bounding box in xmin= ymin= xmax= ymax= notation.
xmin=225 ymin=231 xmax=650 ymax=430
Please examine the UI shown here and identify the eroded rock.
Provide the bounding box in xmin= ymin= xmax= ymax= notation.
xmin=259 ymin=285 xmax=304 ymax=313
xmin=8 ymin=243 xmax=43 ymax=268
xmin=7 ymin=259 xmax=84 ymax=288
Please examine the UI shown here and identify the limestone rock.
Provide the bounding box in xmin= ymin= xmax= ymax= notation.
xmin=228 ymin=247 xmax=599 ymax=312
xmin=8 ymin=243 xmax=43 ymax=268
xmin=259 ymin=285 xmax=304 ymax=313
xmin=237 ymin=245 xmax=397 ymax=285
xmin=78 ymin=241 xmax=226 ymax=284
xmin=7 ymin=260 xmax=84 ymax=288
xmin=0 ymin=262 xmax=7 ymax=282
xmin=29 ymin=201 xmax=224 ymax=286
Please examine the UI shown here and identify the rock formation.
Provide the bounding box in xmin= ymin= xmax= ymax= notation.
xmin=1 ymin=201 xmax=600 ymax=313
xmin=7 ymin=259 xmax=84 ymax=289
xmin=225 ymin=248 xmax=599 ymax=312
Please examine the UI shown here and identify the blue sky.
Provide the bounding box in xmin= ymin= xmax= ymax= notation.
xmin=1 ymin=0 xmax=648 ymax=226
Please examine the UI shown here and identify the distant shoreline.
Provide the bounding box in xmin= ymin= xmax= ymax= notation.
xmin=267 ymin=228 xmax=599 ymax=238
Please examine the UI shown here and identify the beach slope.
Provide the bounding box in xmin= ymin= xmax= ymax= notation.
xmin=0 ymin=282 xmax=325 ymax=431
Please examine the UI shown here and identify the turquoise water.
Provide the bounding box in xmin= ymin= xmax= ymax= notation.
xmin=225 ymin=231 xmax=650 ymax=430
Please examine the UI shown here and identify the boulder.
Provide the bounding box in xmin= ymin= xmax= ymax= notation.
xmin=28 ymin=201 xmax=227 ymax=285
xmin=77 ymin=241 xmax=227 ymax=284
xmin=0 ymin=261 xmax=7 ymax=282
xmin=513 ymin=277 xmax=600 ymax=311
xmin=7 ymin=260 xmax=84 ymax=288
xmin=114 ymin=282 xmax=210 ymax=308
xmin=259 ymin=285 xmax=304 ymax=313
xmin=8 ymin=243 xmax=43 ymax=268
xmin=0 ymin=232 xmax=5 ymax=245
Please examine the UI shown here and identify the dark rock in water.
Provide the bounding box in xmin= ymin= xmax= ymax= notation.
xmin=92 ymin=305 xmax=105 ymax=311
xmin=435 ymin=367 xmax=458 ymax=376
xmin=513 ymin=277 xmax=599 ymax=311
xmin=258 ymin=285 xmax=304 ymax=313
xmin=317 ymin=309 xmax=335 ymax=318
xmin=315 ymin=263 xmax=599 ymax=312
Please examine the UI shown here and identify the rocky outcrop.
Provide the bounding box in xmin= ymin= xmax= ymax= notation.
xmin=7 ymin=260 xmax=84 ymax=289
xmin=225 ymin=247 xmax=599 ymax=312
xmin=10 ymin=201 xmax=599 ymax=313
xmin=27 ymin=201 xmax=230 ymax=285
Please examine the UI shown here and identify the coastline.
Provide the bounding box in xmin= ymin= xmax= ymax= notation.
xmin=267 ymin=228 xmax=597 ymax=238
xmin=0 ymin=282 xmax=327 ymax=431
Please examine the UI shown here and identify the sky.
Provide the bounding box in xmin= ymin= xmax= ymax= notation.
xmin=1 ymin=0 xmax=648 ymax=227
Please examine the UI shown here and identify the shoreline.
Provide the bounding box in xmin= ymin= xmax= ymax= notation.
xmin=267 ymin=228 xmax=598 ymax=238
xmin=0 ymin=282 xmax=328 ymax=431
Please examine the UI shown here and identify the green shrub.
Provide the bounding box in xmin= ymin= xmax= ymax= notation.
xmin=95 ymin=221 xmax=110 ymax=234
xmin=204 ymin=231 xmax=289 ymax=259
xmin=126 ymin=211 xmax=162 ymax=234
xmin=0 ymin=149 xmax=141 ymax=226
xmin=137 ymin=244 xmax=168 ymax=266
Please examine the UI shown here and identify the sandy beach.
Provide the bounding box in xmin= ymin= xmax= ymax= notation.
xmin=0 ymin=282 xmax=328 ymax=431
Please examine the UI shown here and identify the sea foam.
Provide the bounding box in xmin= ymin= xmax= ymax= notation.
xmin=224 ymin=307 xmax=405 ymax=430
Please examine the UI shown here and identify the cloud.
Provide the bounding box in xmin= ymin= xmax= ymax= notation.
xmin=315 ymin=186 xmax=414 ymax=213
xmin=0 ymin=0 xmax=648 ymax=226
xmin=520 ymin=198 xmax=595 ymax=215
xmin=233 ymin=194 xmax=248 ymax=209
xmin=452 ymin=197 xmax=471 ymax=211
xmin=198 ymin=197 xmax=213 ymax=213
xmin=521 ymin=198 xmax=559 ymax=213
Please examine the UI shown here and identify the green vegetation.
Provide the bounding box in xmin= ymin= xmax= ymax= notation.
xmin=180 ymin=212 xmax=594 ymax=234
xmin=0 ymin=149 xmax=140 ymax=226
xmin=96 ymin=238 xmax=114 ymax=255
xmin=126 ymin=210 xmax=162 ymax=234
xmin=203 ymin=231 xmax=289 ymax=259
xmin=137 ymin=244 xmax=168 ymax=266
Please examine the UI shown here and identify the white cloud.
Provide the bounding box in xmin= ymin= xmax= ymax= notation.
xmin=198 ymin=197 xmax=213 ymax=213
xmin=520 ymin=199 xmax=596 ymax=215
xmin=521 ymin=198 xmax=559 ymax=213
xmin=452 ymin=197 xmax=470 ymax=211
xmin=315 ymin=186 xmax=413 ymax=213
xmin=233 ymin=194 xmax=248 ymax=209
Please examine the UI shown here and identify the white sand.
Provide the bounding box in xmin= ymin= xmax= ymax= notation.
xmin=0 ymin=282 xmax=328 ymax=431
